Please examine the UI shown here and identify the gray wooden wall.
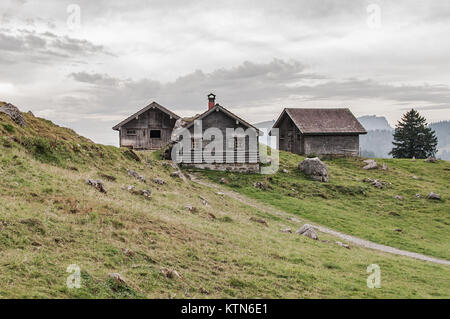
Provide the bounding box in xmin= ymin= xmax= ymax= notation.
xmin=120 ymin=108 xmax=177 ymax=150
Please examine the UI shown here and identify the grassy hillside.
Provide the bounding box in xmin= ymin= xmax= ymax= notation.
xmin=195 ymin=151 xmax=450 ymax=260
xmin=1 ymin=111 xmax=449 ymax=298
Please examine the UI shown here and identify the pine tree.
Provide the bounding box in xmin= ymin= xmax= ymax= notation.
xmin=390 ymin=109 xmax=438 ymax=159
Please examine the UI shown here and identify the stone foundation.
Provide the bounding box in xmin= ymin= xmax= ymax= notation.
xmin=182 ymin=162 xmax=260 ymax=173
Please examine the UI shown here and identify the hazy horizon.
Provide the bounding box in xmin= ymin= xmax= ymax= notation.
xmin=1 ymin=0 xmax=450 ymax=146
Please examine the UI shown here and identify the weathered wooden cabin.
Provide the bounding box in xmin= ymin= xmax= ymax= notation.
xmin=174 ymin=94 xmax=260 ymax=172
xmin=112 ymin=102 xmax=180 ymax=150
xmin=271 ymin=108 xmax=366 ymax=156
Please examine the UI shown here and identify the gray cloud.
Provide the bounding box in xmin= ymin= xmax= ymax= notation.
xmin=0 ymin=28 xmax=111 ymax=64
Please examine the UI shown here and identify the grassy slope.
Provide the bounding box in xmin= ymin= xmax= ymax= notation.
xmin=196 ymin=150 xmax=450 ymax=260
xmin=0 ymin=112 xmax=449 ymax=298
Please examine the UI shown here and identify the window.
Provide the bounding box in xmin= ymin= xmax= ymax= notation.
xmin=150 ymin=130 xmax=161 ymax=138
xmin=127 ymin=130 xmax=136 ymax=136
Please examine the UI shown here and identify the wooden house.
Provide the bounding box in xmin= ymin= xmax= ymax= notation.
xmin=174 ymin=94 xmax=260 ymax=172
xmin=271 ymin=108 xmax=366 ymax=156
xmin=112 ymin=102 xmax=180 ymax=150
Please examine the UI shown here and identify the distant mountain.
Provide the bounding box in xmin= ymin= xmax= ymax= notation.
xmin=359 ymin=120 xmax=450 ymax=160
xmin=253 ymin=120 xmax=275 ymax=130
xmin=357 ymin=115 xmax=393 ymax=131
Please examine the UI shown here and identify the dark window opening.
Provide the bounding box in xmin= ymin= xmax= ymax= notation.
xmin=127 ymin=130 xmax=136 ymax=136
xmin=150 ymin=130 xmax=161 ymax=138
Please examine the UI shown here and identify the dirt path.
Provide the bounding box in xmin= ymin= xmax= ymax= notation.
xmin=190 ymin=175 xmax=450 ymax=266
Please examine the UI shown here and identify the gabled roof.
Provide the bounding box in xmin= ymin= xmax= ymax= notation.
xmin=112 ymin=101 xmax=180 ymax=131
xmin=272 ymin=108 xmax=367 ymax=135
xmin=183 ymin=104 xmax=261 ymax=134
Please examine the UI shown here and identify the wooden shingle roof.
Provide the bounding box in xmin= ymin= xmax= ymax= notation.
xmin=273 ymin=108 xmax=367 ymax=135
xmin=112 ymin=101 xmax=180 ymax=131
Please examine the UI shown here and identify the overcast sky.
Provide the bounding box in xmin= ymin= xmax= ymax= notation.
xmin=1 ymin=0 xmax=449 ymax=145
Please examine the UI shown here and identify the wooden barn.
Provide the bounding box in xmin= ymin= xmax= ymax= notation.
xmin=174 ymin=94 xmax=260 ymax=172
xmin=271 ymin=108 xmax=366 ymax=156
xmin=112 ymin=102 xmax=180 ymax=150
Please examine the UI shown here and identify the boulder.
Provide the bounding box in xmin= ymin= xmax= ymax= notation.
xmin=127 ymin=169 xmax=146 ymax=183
xmin=152 ymin=178 xmax=165 ymax=185
xmin=295 ymin=224 xmax=319 ymax=240
xmin=425 ymin=157 xmax=437 ymax=163
xmin=109 ymin=273 xmax=126 ymax=284
xmin=250 ymin=217 xmax=268 ymax=227
xmin=0 ymin=103 xmax=26 ymax=126
xmin=280 ymin=228 xmax=292 ymax=233
xmin=85 ymin=179 xmax=106 ymax=193
xmin=335 ymin=241 xmax=350 ymax=249
xmin=282 ymin=168 xmax=289 ymax=173
xmin=381 ymin=163 xmax=388 ymax=170
xmin=395 ymin=195 xmax=403 ymax=200
xmin=298 ymin=158 xmax=328 ymax=182
xmin=363 ymin=159 xmax=378 ymax=170
xmin=160 ymin=267 xmax=181 ymax=279
xmin=428 ymin=192 xmax=441 ymax=200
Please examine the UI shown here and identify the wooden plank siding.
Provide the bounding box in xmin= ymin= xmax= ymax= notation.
xmin=119 ymin=107 xmax=177 ymax=150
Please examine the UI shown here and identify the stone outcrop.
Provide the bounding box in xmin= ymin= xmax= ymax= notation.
xmin=0 ymin=103 xmax=26 ymax=126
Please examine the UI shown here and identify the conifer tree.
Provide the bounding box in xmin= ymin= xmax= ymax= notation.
xmin=390 ymin=109 xmax=438 ymax=158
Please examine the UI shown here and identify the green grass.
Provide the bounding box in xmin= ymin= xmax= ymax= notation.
xmin=194 ymin=150 xmax=450 ymax=260
xmin=0 ymin=111 xmax=449 ymax=298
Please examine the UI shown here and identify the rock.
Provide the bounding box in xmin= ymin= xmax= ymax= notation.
xmin=363 ymin=159 xmax=378 ymax=170
xmin=363 ymin=178 xmax=386 ymax=189
xmin=298 ymin=158 xmax=329 ymax=182
xmin=199 ymin=196 xmax=208 ymax=206
xmin=109 ymin=273 xmax=127 ymax=284
xmin=428 ymin=192 xmax=441 ymax=200
xmin=170 ymin=171 xmax=182 ymax=178
xmin=0 ymin=103 xmax=26 ymax=126
xmin=152 ymin=178 xmax=165 ymax=185
xmin=412 ymin=175 xmax=418 ymax=180
xmin=208 ymin=212 xmax=216 ymax=219
xmin=382 ymin=163 xmax=388 ymax=170
xmin=127 ymin=185 xmax=135 ymax=191
xmin=219 ymin=177 xmax=229 ymax=184
xmin=389 ymin=212 xmax=400 ymax=216
xmin=394 ymin=228 xmax=403 ymax=232
xmin=122 ymin=248 xmax=134 ymax=257
xmin=280 ymin=228 xmax=292 ymax=233
xmin=395 ymin=195 xmax=403 ymax=200
xmin=160 ymin=267 xmax=181 ymax=279
xmin=253 ymin=181 xmax=269 ymax=190
xmin=415 ymin=193 xmax=422 ymax=198
xmin=184 ymin=205 xmax=197 ymax=212
xmin=127 ymin=169 xmax=146 ymax=183
xmin=140 ymin=189 xmax=152 ymax=198
xmin=199 ymin=287 xmax=209 ymax=294
xmin=372 ymin=180 xmax=384 ymax=189
xmin=335 ymin=241 xmax=350 ymax=249
xmin=100 ymin=173 xmax=116 ymax=181
xmin=425 ymin=157 xmax=436 ymax=163
xmin=296 ymin=224 xmax=318 ymax=240
xmin=250 ymin=217 xmax=268 ymax=227
xmin=216 ymin=192 xmax=225 ymax=196
xmin=282 ymin=168 xmax=289 ymax=173
xmin=85 ymin=179 xmax=107 ymax=193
